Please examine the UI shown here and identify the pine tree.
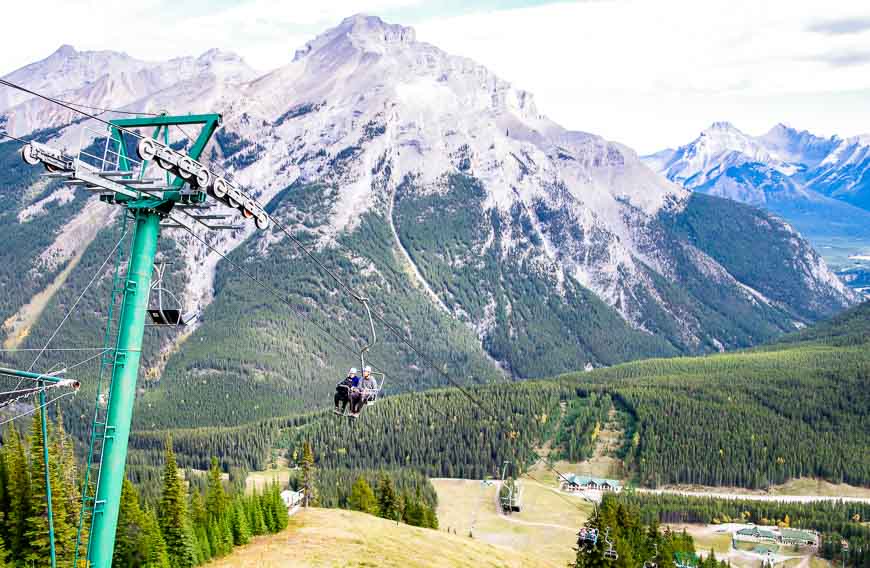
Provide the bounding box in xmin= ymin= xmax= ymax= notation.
xmin=24 ymin=411 xmax=75 ymax=567
xmin=205 ymin=457 xmax=227 ymax=520
xmin=422 ymin=503 xmax=438 ymax=529
xmin=269 ymin=481 xmax=289 ymax=532
xmin=141 ymin=506 xmax=171 ymax=568
xmin=301 ymin=442 xmax=316 ymax=507
xmin=402 ymin=492 xmax=424 ymax=527
xmin=158 ymin=436 xmax=196 ymax=568
xmin=375 ymin=474 xmax=400 ymax=522
xmin=0 ymin=426 xmax=30 ymax=558
xmin=0 ymin=533 xmax=9 ymax=568
xmin=348 ymin=477 xmax=377 ymax=515
xmin=229 ymin=500 xmax=251 ymax=546
xmin=188 ymin=490 xmax=211 ymax=563
xmin=114 ymin=478 xmax=145 ymax=567
xmin=246 ymin=493 xmax=267 ymax=536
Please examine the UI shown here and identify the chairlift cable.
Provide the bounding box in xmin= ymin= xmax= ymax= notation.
xmin=0 ymin=79 xmax=172 ymax=145
xmin=168 ymin=213 xmax=385 ymax=372
xmin=18 ymin=228 xmax=128 ymax=396
xmin=0 ymin=389 xmax=79 ymax=427
xmin=0 ymin=130 xmax=30 ymax=144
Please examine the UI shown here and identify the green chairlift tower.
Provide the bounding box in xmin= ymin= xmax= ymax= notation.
xmin=20 ymin=112 xmax=271 ymax=567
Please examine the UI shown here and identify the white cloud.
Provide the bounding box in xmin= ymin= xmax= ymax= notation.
xmin=1 ymin=0 xmax=868 ymax=152
xmin=414 ymin=0 xmax=870 ymax=152
xmin=0 ymin=0 xmax=421 ymax=72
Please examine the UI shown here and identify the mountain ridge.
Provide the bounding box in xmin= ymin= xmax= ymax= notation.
xmin=0 ymin=15 xmax=856 ymax=431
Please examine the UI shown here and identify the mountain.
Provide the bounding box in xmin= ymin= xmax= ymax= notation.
xmin=0 ymin=15 xmax=856 ymax=432
xmin=644 ymin=122 xmax=870 ymax=275
xmin=0 ymin=45 xmax=257 ymax=135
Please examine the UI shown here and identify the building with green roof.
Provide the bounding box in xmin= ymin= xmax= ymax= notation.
xmin=780 ymin=528 xmax=817 ymax=546
xmin=562 ymin=474 xmax=623 ymax=492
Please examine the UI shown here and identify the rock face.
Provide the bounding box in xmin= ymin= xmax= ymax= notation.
xmin=0 ymin=15 xmax=856 ymax=405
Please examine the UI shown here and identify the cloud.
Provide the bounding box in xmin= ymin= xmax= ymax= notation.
xmin=806 ymin=17 xmax=870 ymax=35
xmin=810 ymin=50 xmax=870 ymax=67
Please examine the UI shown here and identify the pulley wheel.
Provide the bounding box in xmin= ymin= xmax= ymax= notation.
xmin=137 ymin=138 xmax=159 ymax=161
xmin=213 ymin=177 xmax=229 ymax=198
xmin=22 ymin=144 xmax=40 ymax=165
xmin=195 ymin=167 xmax=212 ymax=189
xmin=255 ymin=212 xmax=270 ymax=230
xmin=177 ymin=157 xmax=195 ymax=179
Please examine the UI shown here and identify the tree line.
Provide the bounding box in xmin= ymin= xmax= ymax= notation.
xmin=574 ymin=493 xmax=729 ymax=568
xmin=616 ymin=492 xmax=870 ymax=567
xmin=0 ymin=415 xmax=288 ymax=567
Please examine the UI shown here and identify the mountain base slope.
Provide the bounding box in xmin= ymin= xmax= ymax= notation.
xmin=206 ymin=507 xmax=555 ymax=567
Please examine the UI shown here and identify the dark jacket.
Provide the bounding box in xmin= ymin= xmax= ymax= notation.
xmin=337 ymin=376 xmax=354 ymax=390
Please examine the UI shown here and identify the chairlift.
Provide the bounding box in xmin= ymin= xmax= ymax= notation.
xmin=340 ymin=298 xmax=384 ymax=418
xmin=643 ymin=543 xmax=658 ymax=568
xmin=603 ymin=527 xmax=618 ymax=561
xmin=578 ymin=527 xmax=599 ymax=546
xmin=147 ymin=262 xmax=198 ymax=326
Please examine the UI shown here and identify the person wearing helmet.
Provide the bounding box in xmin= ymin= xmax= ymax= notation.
xmin=334 ymin=367 xmax=357 ymax=415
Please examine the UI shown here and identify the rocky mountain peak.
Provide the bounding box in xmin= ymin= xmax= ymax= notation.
xmin=293 ymin=13 xmax=416 ymax=61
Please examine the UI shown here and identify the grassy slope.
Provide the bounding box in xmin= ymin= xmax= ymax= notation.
xmin=432 ymin=477 xmax=591 ymax=568
xmin=207 ymin=508 xmax=555 ymax=568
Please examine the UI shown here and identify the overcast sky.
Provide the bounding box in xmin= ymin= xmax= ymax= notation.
xmin=1 ymin=0 xmax=868 ymax=153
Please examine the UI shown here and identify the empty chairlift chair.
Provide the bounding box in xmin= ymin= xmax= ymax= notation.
xmin=147 ymin=262 xmax=198 ymax=326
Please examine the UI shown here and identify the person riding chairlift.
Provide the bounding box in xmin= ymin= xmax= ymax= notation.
xmin=334 ymin=367 xmax=357 ymax=415
xmin=349 ymin=366 xmax=377 ymax=416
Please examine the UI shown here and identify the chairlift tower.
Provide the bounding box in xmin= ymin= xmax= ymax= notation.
xmin=20 ymin=112 xmax=270 ymax=567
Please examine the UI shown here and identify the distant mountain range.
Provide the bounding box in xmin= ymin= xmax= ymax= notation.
xmin=643 ymin=123 xmax=870 ymax=276
xmin=0 ymin=15 xmax=857 ymax=430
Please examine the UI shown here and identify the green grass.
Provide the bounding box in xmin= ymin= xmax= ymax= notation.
xmin=207 ymin=508 xmax=557 ymax=568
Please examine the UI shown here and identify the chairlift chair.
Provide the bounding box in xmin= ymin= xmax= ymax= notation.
xmin=602 ymin=527 xmax=618 ymax=561
xmin=148 ymin=262 xmax=198 ymax=326
xmin=578 ymin=527 xmax=599 ymax=546
xmin=643 ymin=544 xmax=659 ymax=568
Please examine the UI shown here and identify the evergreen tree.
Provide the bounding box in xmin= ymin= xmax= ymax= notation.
xmin=158 ymin=436 xmax=196 ymax=568
xmin=348 ymin=476 xmax=378 ymax=515
xmin=301 ymin=441 xmax=316 ymax=507
xmin=269 ymin=481 xmax=289 ymax=532
xmin=188 ymin=490 xmax=211 ymax=563
xmin=229 ymin=500 xmax=251 ymax=546
xmin=376 ymin=474 xmax=400 ymax=522
xmin=141 ymin=506 xmax=171 ymax=568
xmin=24 ymin=411 xmax=75 ymax=568
xmin=401 ymin=492 xmax=424 ymax=527
xmin=205 ymin=457 xmax=227 ymax=520
xmin=246 ymin=492 xmax=267 ymax=536
xmin=0 ymin=426 xmax=30 ymax=558
xmin=114 ymin=478 xmax=144 ymax=567
xmin=0 ymin=534 xmax=8 ymax=568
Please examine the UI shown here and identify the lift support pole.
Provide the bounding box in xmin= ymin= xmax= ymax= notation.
xmin=87 ymin=209 xmax=160 ymax=567
xmin=84 ymin=113 xmax=220 ymax=568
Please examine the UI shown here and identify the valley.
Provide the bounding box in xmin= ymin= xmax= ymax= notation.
xmin=0 ymin=9 xmax=867 ymax=568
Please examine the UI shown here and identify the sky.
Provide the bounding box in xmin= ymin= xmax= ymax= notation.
xmin=1 ymin=0 xmax=868 ymax=153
